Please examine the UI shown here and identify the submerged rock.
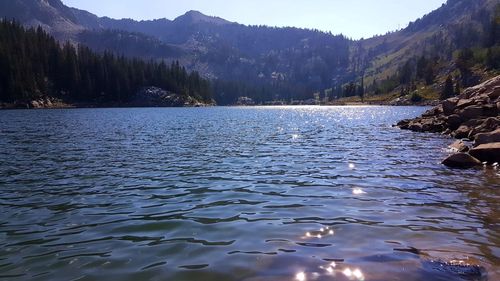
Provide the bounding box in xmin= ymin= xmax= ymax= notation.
xmin=442 ymin=153 xmax=482 ymax=168
xmin=422 ymin=260 xmax=487 ymax=281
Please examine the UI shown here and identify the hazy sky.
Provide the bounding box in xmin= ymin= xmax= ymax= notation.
xmin=63 ymin=0 xmax=448 ymax=39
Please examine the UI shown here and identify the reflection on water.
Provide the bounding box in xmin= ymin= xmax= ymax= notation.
xmin=0 ymin=106 xmax=498 ymax=281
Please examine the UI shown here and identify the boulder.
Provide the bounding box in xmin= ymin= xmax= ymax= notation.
xmin=442 ymin=98 xmax=458 ymax=115
xmin=442 ymin=153 xmax=482 ymax=168
xmin=449 ymin=140 xmax=469 ymax=152
xmin=445 ymin=114 xmax=463 ymax=130
xmin=456 ymin=99 xmax=475 ymax=109
xmin=397 ymin=119 xmax=411 ymax=129
xmin=482 ymin=104 xmax=498 ymax=117
xmin=30 ymin=100 xmax=41 ymax=108
xmin=422 ymin=105 xmax=443 ymax=117
xmin=468 ymin=117 xmax=500 ymax=139
xmin=452 ymin=125 xmax=472 ymax=139
xmin=408 ymin=122 xmax=423 ymax=131
xmin=489 ymin=86 xmax=500 ymax=100
xmin=469 ymin=142 xmax=500 ymax=164
xmin=458 ymin=105 xmax=484 ymax=119
xmin=475 ymin=129 xmax=500 ymax=146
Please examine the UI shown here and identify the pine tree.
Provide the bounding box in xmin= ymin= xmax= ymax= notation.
xmin=441 ymin=76 xmax=454 ymax=100
xmin=0 ymin=20 xmax=212 ymax=104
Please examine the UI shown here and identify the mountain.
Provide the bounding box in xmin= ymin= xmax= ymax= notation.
xmin=1 ymin=0 xmax=355 ymax=103
xmin=0 ymin=0 xmax=83 ymax=39
xmin=70 ymin=6 xmax=354 ymax=103
xmin=356 ymin=0 xmax=500 ymax=102
xmin=0 ymin=20 xmax=212 ymax=107
xmin=1 ymin=0 xmax=499 ymax=105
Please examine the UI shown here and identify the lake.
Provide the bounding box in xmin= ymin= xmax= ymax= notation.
xmin=0 ymin=106 xmax=498 ymax=281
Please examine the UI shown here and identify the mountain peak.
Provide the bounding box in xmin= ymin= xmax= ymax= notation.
xmin=174 ymin=10 xmax=232 ymax=25
xmin=0 ymin=0 xmax=83 ymax=36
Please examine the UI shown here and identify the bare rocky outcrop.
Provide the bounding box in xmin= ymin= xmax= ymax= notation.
xmin=133 ymin=87 xmax=210 ymax=107
xmin=398 ymin=75 xmax=500 ymax=168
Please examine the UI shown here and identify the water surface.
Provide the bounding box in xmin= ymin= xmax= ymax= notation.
xmin=0 ymin=106 xmax=498 ymax=281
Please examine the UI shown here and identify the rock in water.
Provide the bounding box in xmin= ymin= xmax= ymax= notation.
xmin=398 ymin=75 xmax=500 ymax=169
xmin=469 ymin=142 xmax=500 ymax=164
xmin=398 ymin=75 xmax=500 ymax=141
xmin=422 ymin=260 xmax=487 ymax=281
xmin=442 ymin=153 xmax=482 ymax=168
xmin=449 ymin=140 xmax=469 ymax=152
xmin=474 ymin=128 xmax=500 ymax=146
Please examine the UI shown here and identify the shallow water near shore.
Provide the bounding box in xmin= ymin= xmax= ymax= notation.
xmin=0 ymin=106 xmax=498 ymax=281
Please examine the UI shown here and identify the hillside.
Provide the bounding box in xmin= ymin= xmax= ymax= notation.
xmin=0 ymin=20 xmax=212 ymax=107
xmin=355 ymin=0 xmax=500 ymax=103
xmin=0 ymin=0 xmax=354 ymax=104
xmin=1 ymin=0 xmax=499 ymax=105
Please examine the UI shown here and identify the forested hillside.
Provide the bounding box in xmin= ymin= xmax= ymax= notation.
xmin=0 ymin=20 xmax=211 ymax=105
xmin=74 ymin=10 xmax=353 ymax=104
xmin=350 ymin=0 xmax=500 ymax=103
xmin=0 ymin=0 xmax=499 ymax=105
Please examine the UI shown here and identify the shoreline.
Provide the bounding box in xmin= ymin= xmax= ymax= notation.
xmin=0 ymin=100 xmax=435 ymax=110
xmin=397 ymin=75 xmax=500 ymax=168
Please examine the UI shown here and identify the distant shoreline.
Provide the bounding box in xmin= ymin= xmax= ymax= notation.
xmin=0 ymin=101 xmax=433 ymax=110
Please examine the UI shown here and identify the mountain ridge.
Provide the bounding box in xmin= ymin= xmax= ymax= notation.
xmin=1 ymin=0 xmax=499 ymax=105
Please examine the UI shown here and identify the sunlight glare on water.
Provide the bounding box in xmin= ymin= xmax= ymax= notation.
xmin=0 ymin=106 xmax=498 ymax=281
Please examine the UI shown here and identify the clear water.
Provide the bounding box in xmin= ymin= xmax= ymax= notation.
xmin=0 ymin=106 xmax=498 ymax=281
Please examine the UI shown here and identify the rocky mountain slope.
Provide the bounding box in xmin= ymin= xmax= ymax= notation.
xmin=1 ymin=0 xmax=499 ymax=104
xmin=0 ymin=0 xmax=83 ymax=39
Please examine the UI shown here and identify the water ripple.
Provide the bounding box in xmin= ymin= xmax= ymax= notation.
xmin=0 ymin=106 xmax=498 ymax=281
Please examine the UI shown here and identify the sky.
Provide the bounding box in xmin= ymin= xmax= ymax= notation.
xmin=62 ymin=0 xmax=448 ymax=39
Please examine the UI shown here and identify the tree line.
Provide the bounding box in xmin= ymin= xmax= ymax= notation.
xmin=0 ymin=20 xmax=212 ymax=104
xmin=339 ymin=2 xmax=500 ymax=101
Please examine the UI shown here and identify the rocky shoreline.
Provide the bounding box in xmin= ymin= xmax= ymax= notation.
xmin=397 ymin=75 xmax=500 ymax=168
xmin=0 ymin=87 xmax=213 ymax=109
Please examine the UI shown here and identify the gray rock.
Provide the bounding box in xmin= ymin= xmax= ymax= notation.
xmin=134 ymin=86 xmax=201 ymax=107
xmin=442 ymin=153 xmax=482 ymax=168
xmin=446 ymin=114 xmax=463 ymax=130
xmin=409 ymin=122 xmax=423 ymax=132
xmin=456 ymin=99 xmax=475 ymax=109
xmin=423 ymin=105 xmax=443 ymax=117
xmin=488 ymin=86 xmax=500 ymax=100
xmin=453 ymin=125 xmax=472 ymax=139
xmin=475 ymin=129 xmax=500 ymax=146
xmin=442 ymin=98 xmax=458 ymax=115
xmin=397 ymin=119 xmax=411 ymax=129
xmin=469 ymin=117 xmax=500 ymax=139
xmin=458 ymin=105 xmax=484 ymax=119
xmin=469 ymin=142 xmax=500 ymax=164
xmin=449 ymin=140 xmax=470 ymax=152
